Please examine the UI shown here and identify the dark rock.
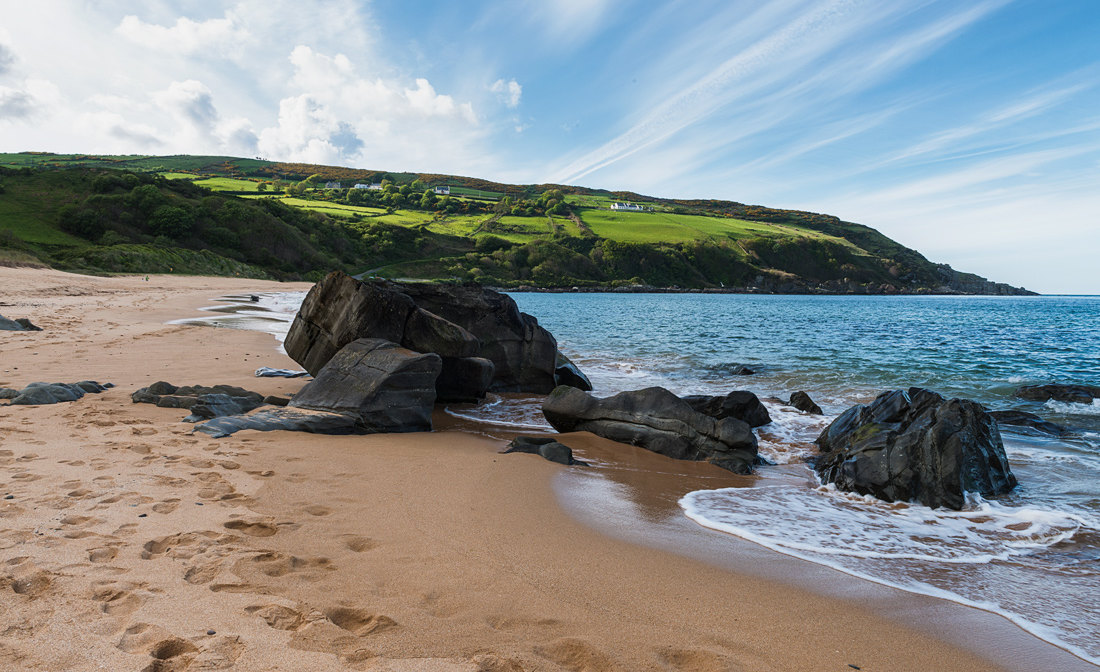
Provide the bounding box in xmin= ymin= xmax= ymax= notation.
xmin=503 ymin=436 xmax=588 ymax=466
xmin=254 ymin=367 xmax=309 ymax=378
xmin=542 ymin=386 xmax=758 ymax=474
xmin=731 ymin=365 xmax=755 ymax=376
xmin=1015 ymin=384 xmax=1100 ymax=404
xmin=288 ymin=338 xmax=440 ymax=433
xmin=250 ymin=295 xmax=260 ymax=302
xmin=554 ymin=352 xmax=593 ymax=391
xmin=0 ymin=314 xmax=42 ymax=331
xmin=0 ymin=388 xmax=19 ymax=400
xmin=6 ymin=381 xmax=110 ymax=405
xmin=262 ymin=395 xmax=291 ymax=407
xmin=987 ymin=410 xmax=1068 ymax=436
xmin=132 ymin=382 xmax=266 ymax=420
xmin=789 ymin=391 xmax=823 ymax=415
xmin=195 ymin=407 xmax=360 ymax=438
xmin=402 ymin=306 xmax=481 ymax=358
xmin=436 ymin=356 xmax=494 ymax=403
xmin=681 ymin=390 xmax=771 ymax=427
xmin=814 ymin=387 xmax=1017 ymax=510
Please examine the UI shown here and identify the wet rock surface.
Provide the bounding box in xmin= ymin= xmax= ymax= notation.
xmin=987 ymin=409 xmax=1069 ymax=436
xmin=4 ymin=381 xmax=112 ymax=405
xmin=814 ymin=387 xmax=1017 ymax=510
xmin=788 ymin=391 xmax=824 ymax=415
xmin=131 ymin=382 xmax=266 ymax=421
xmin=681 ymin=390 xmax=771 ymax=427
xmin=1015 ymin=384 xmax=1100 ymax=404
xmin=503 ymin=436 xmax=588 ymax=466
xmin=542 ymin=385 xmax=759 ymax=474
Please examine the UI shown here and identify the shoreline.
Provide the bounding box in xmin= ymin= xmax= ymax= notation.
xmin=0 ymin=267 xmax=1091 ymax=670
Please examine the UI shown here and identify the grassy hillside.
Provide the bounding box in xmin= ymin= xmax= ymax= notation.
xmin=0 ymin=152 xmax=1031 ymax=294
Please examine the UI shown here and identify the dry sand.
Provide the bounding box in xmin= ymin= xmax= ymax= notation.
xmin=0 ymin=267 xmax=1093 ymax=671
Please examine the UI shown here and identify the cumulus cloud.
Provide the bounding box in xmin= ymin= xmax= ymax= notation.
xmin=0 ymin=86 xmax=33 ymax=119
xmin=257 ymin=45 xmax=481 ymax=168
xmin=116 ymin=13 xmax=249 ymax=56
xmin=154 ymin=80 xmax=218 ymax=134
xmin=491 ymin=78 xmax=522 ymax=108
xmin=0 ymin=43 xmax=15 ymax=76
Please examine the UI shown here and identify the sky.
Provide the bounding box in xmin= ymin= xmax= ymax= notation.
xmin=0 ymin=0 xmax=1097 ymax=293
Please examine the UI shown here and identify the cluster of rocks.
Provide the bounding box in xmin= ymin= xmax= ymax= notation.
xmin=814 ymin=387 xmax=1017 ymax=510
xmin=1 ymin=381 xmax=112 ymax=405
xmin=503 ymin=436 xmax=588 ymax=466
xmin=131 ymin=381 xmax=279 ymax=422
xmin=0 ymin=314 xmax=41 ymax=331
xmin=190 ymin=271 xmax=592 ymax=438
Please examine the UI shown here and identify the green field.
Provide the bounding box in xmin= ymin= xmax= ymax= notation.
xmin=574 ymin=207 xmax=848 ymax=245
xmin=447 ymin=185 xmax=502 ymax=200
xmin=159 ymin=172 xmax=199 ymax=181
xmin=193 ymin=176 xmax=266 ymax=192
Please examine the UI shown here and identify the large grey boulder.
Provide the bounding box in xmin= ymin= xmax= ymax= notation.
xmin=283 ymin=272 xmax=489 ymax=401
xmin=1014 ymin=383 xmax=1100 ymax=404
xmin=196 ymin=338 xmax=441 ymax=438
xmin=542 ymin=386 xmax=759 ymax=474
xmin=554 ymin=352 xmax=593 ymax=391
xmin=289 ymin=338 xmax=440 ymax=433
xmin=814 ymin=387 xmax=1017 ymax=510
xmin=0 ymin=314 xmax=42 ymax=331
xmin=681 ymin=390 xmax=771 ymax=427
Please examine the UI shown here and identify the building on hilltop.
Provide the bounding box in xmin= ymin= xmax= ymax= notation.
xmin=610 ymin=202 xmax=646 ymax=211
xmin=367 ymin=183 xmax=384 ymax=190
xmin=324 ymin=181 xmax=342 ymax=189
xmin=433 ymin=186 xmax=450 ymax=195
xmin=353 ymin=183 xmax=372 ymax=189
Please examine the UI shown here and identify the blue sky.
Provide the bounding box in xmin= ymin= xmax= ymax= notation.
xmin=0 ymin=0 xmax=1097 ymax=293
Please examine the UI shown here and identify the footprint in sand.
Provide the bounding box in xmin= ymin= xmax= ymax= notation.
xmin=151 ymin=499 xmax=180 ymax=514
xmin=116 ymin=623 xmax=198 ymax=670
xmin=88 ymin=546 xmax=120 ymax=563
xmin=303 ymin=505 xmax=332 ymax=517
xmin=5 ymin=570 xmax=53 ymax=598
xmin=535 ymin=638 xmax=626 ymax=672
xmin=231 ymin=551 xmax=335 ymax=582
xmin=340 ymin=535 xmax=377 ymax=553
xmin=656 ymin=647 xmax=740 ymax=672
xmin=245 ymin=603 xmax=307 ymax=631
xmin=91 ymin=581 xmax=146 ymax=616
xmin=324 ymin=607 xmax=398 ymax=636
xmin=222 ymin=520 xmax=277 ymax=537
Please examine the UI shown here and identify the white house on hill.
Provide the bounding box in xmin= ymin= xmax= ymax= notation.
xmin=353 ymin=183 xmax=372 ymax=189
xmin=324 ymin=181 xmax=342 ymax=189
xmin=610 ymin=202 xmax=646 ymax=211
xmin=433 ymin=186 xmax=450 ymax=195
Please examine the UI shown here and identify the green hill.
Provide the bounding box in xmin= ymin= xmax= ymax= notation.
xmin=0 ymin=152 xmax=1032 ymax=294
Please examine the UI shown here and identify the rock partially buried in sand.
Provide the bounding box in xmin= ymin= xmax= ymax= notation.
xmin=6 ymin=380 xmax=111 ymax=405
xmin=814 ymin=387 xmax=1017 ymax=510
xmin=788 ymin=391 xmax=824 ymax=415
xmin=681 ymin=390 xmax=771 ymax=427
xmin=542 ymin=386 xmax=759 ymax=474
xmin=503 ymin=436 xmax=588 ymax=466
xmin=1014 ymin=383 xmax=1100 ymax=404
xmin=0 ymin=314 xmax=42 ymax=331
xmin=131 ymin=382 xmax=266 ymax=421
xmin=196 ymin=338 xmax=440 ymax=438
xmin=254 ymin=367 xmax=309 ymax=378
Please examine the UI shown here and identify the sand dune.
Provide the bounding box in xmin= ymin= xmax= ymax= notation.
xmin=0 ymin=267 xmax=1093 ymax=671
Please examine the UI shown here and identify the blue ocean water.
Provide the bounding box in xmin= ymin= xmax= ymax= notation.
xmin=197 ymin=290 xmax=1100 ymax=663
xmin=505 ymin=293 xmax=1100 ymax=665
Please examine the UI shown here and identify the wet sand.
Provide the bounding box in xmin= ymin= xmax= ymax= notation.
xmin=0 ymin=267 xmax=1093 ymax=671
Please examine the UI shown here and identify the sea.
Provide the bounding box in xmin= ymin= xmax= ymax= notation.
xmin=188 ymin=291 xmax=1100 ymax=664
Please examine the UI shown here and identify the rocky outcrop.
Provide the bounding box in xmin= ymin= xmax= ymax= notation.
xmin=681 ymin=390 xmax=771 ymax=427
xmin=503 ymin=436 xmax=588 ymax=466
xmin=1015 ymin=384 xmax=1100 ymax=404
xmin=554 ymin=352 xmax=593 ymax=391
xmin=789 ymin=391 xmax=823 ymax=415
xmin=131 ymin=381 xmax=266 ymax=421
xmin=197 ymin=338 xmax=440 ymax=438
xmin=284 ymin=271 xmax=571 ymax=400
xmin=5 ymin=380 xmax=111 ymax=405
xmin=987 ymin=410 xmax=1068 ymax=436
xmin=542 ymin=386 xmax=759 ymax=474
xmin=0 ymin=314 xmax=42 ymax=331
xmin=814 ymin=388 xmax=1017 ymax=510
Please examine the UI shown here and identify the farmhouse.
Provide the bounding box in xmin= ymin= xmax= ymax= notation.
xmin=368 ymin=183 xmax=384 ymax=190
xmin=324 ymin=181 xmax=342 ymax=189
xmin=433 ymin=186 xmax=450 ymax=195
xmin=353 ymin=183 xmax=372 ymax=189
xmin=610 ymin=202 xmax=646 ymax=211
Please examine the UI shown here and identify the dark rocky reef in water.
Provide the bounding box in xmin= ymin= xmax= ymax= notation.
xmin=814 ymin=387 xmax=1017 ymax=510
xmin=542 ymin=385 xmax=759 ymax=474
xmin=1015 ymin=383 xmax=1100 ymax=405
xmin=283 ymin=271 xmax=591 ymax=401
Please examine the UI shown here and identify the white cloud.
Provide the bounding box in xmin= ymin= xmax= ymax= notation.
xmin=0 ymin=86 xmax=34 ymax=119
xmin=0 ymin=43 xmax=15 ymax=76
xmin=154 ymin=79 xmax=218 ymax=135
xmin=491 ymin=78 xmax=522 ymax=108
xmin=116 ymin=13 xmax=250 ymax=56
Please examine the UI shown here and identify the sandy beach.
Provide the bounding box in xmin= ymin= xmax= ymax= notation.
xmin=0 ymin=267 xmax=1093 ymax=672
